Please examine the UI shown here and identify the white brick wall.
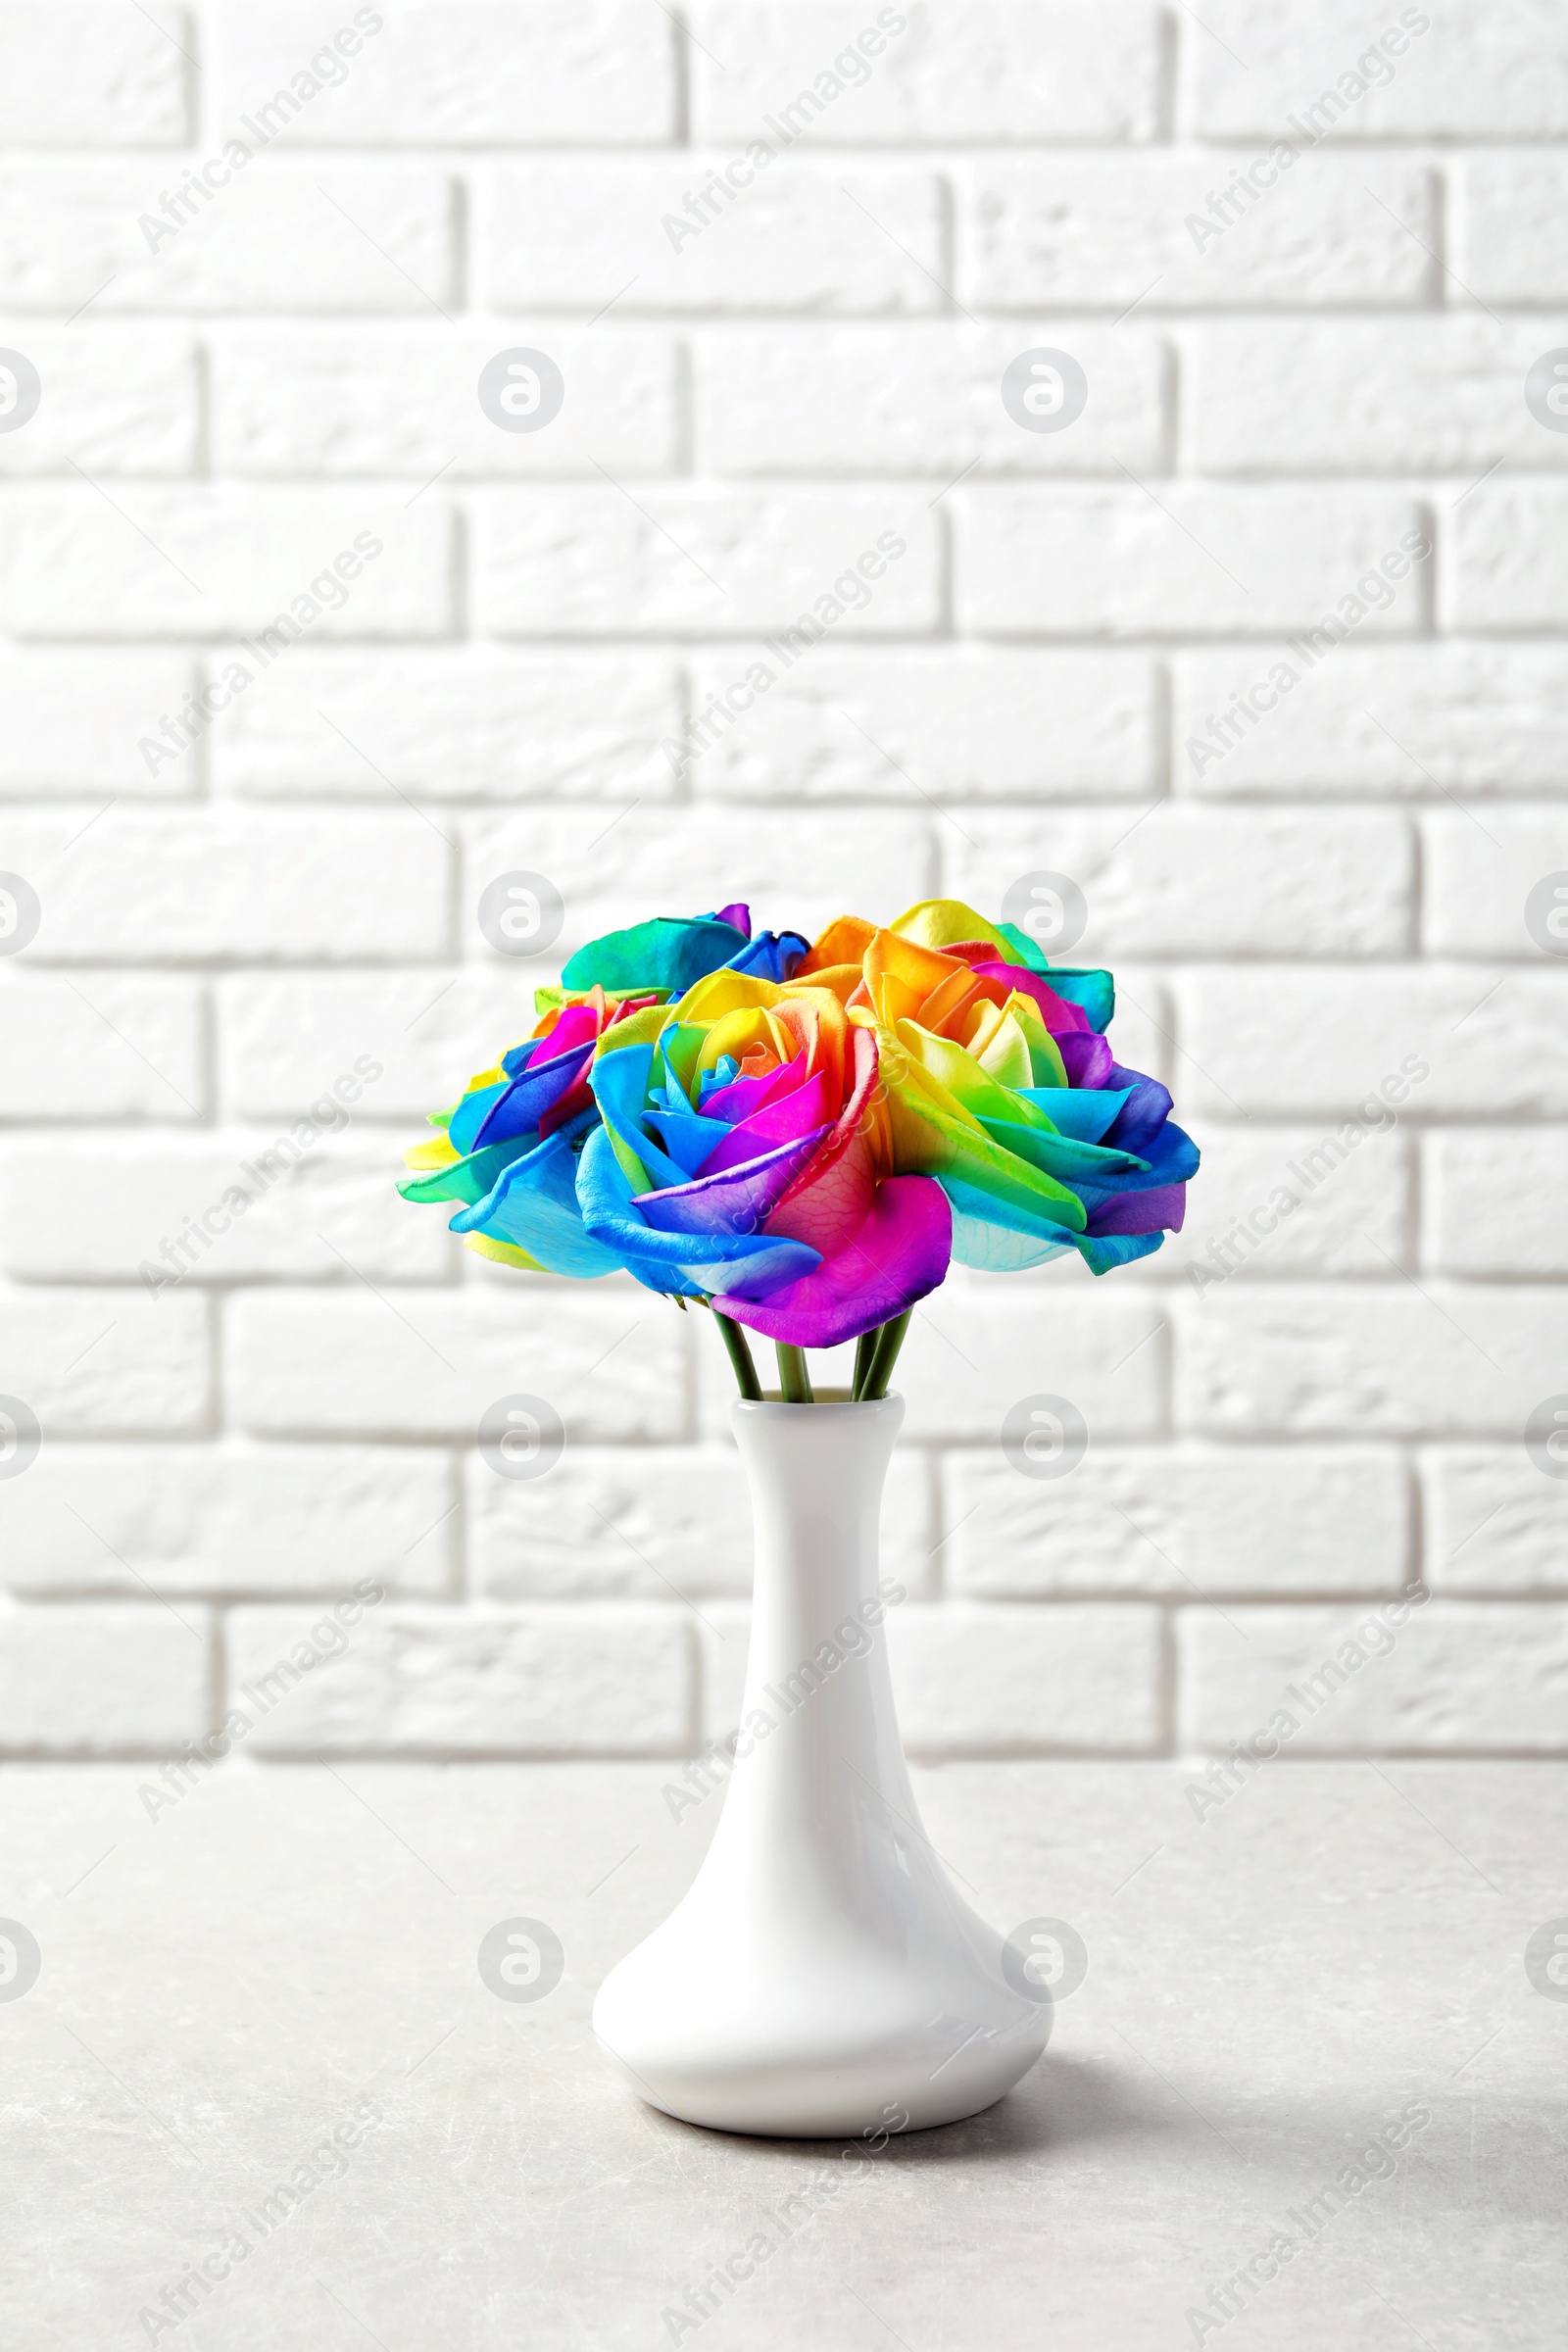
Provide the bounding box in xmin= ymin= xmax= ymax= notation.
xmin=1 ymin=0 xmax=1565 ymax=1765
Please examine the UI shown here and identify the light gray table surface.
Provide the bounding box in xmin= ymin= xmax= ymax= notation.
xmin=2 ymin=1759 xmax=1562 ymax=2349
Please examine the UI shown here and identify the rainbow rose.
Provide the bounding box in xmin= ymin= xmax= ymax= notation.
xmin=400 ymin=895 xmax=1197 ymax=1400
xmin=812 ymin=898 xmax=1198 ymax=1277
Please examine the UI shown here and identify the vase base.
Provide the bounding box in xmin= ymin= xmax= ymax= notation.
xmin=592 ymin=2024 xmax=1048 ymax=2140
xmin=592 ymin=1932 xmax=1052 ymax=2139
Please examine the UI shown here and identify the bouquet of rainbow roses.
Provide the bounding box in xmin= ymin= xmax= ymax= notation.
xmin=400 ymin=898 xmax=1198 ymax=1402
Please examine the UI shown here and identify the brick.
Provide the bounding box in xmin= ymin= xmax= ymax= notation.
xmin=0 ymin=810 xmax=451 ymax=962
xmin=1453 ymin=488 xmax=1568 ymax=632
xmin=1182 ymin=1599 xmax=1568 ymax=1753
xmin=464 ymin=806 xmax=936 ymax=956
xmin=687 ymin=648 xmax=1159 ymax=803
xmin=960 ymin=154 xmax=1435 ymax=310
xmin=217 ymin=3 xmax=674 ymax=144
xmin=1426 ymin=809 xmax=1568 ymax=956
xmin=0 ymin=973 xmax=205 ymax=1120
xmin=480 ymin=162 xmax=945 ymax=315
xmin=1162 ymin=1123 xmax=1412 ymax=1283
xmin=0 ymin=1134 xmax=450 ymax=1286
xmin=0 ymin=3 xmax=188 ymax=145
xmin=693 ymin=1 xmax=1162 ymax=142
xmin=472 ymin=1441 xmax=932 ymax=1599
xmin=210 ymin=329 xmax=679 ymax=478
xmin=944 ymin=808 xmax=1413 ymax=956
xmin=1183 ymin=965 xmax=1568 ymax=1116
xmin=0 ymin=1444 xmax=455 ymax=1597
xmin=1184 ymin=3 xmax=1568 ymax=139
xmin=957 ymin=488 xmax=1426 ymax=637
xmin=1174 ymin=645 xmax=1568 ymax=798
xmin=474 ymin=486 xmax=937 ymax=637
xmin=946 ymin=1445 xmax=1410 ymax=1597
xmin=890 ymin=1603 xmax=1163 ymax=1753
xmin=1458 ymin=155 xmax=1568 ymax=304
xmin=1180 ymin=1286 xmax=1564 ymax=1438
xmin=694 ymin=325 xmax=1167 ymax=474
xmin=227 ymin=1290 xmax=687 ymax=1443
xmin=212 ymin=648 xmax=680 ymax=803
xmin=1186 ymin=319 xmax=1568 ymax=477
xmin=1425 ymin=1130 xmax=1568 ymax=1278
xmin=0 ymin=1601 xmax=210 ymax=1753
xmin=0 ymin=162 xmax=455 ymax=315
xmin=1425 ymin=1448 xmax=1568 ymax=1594
xmin=0 ymin=651 xmax=198 ymax=797
xmin=0 ymin=487 xmax=452 ymax=639
xmin=0 ymin=330 xmax=196 ymax=476
xmin=225 ymin=1603 xmax=693 ymax=1754
xmin=219 ymin=970 xmax=539 ymax=1122
xmin=0 ymin=1286 xmax=211 ymax=1435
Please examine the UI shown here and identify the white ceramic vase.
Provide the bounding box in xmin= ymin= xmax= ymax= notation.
xmin=592 ymin=1391 xmax=1051 ymax=2138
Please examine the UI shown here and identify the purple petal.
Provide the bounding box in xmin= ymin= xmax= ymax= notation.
xmin=699 ymin=1068 xmax=834 ymax=1173
xmin=1085 ymin=1183 xmax=1188 ymax=1237
xmin=1055 ymin=1031 xmax=1116 ymax=1089
xmin=714 ymin=1174 xmax=953 ymax=1349
xmin=702 ymin=1050 xmax=806 ymax=1123
xmin=634 ymin=1126 xmax=831 ymax=1238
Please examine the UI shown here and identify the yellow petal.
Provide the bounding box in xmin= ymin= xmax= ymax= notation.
xmin=889 ymin=898 xmax=1011 ymax=956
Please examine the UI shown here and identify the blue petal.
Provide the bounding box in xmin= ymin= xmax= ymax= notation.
xmin=643 ymin=1105 xmax=731 ymax=1177
xmin=589 ymin=1042 xmax=690 ymax=1191
xmin=723 ymin=929 xmax=810 ymax=983
xmin=576 ymin=1127 xmax=820 ymax=1298
xmin=939 ymin=1177 xmax=1079 ymax=1271
xmin=450 ymin=1115 xmax=621 ymax=1278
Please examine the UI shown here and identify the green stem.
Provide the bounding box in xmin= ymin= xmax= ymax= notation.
xmin=711 ymin=1305 xmax=763 ymax=1401
xmin=851 ymin=1326 xmax=879 ymax=1400
xmin=775 ymin=1343 xmax=813 ymax=1403
xmin=858 ymin=1308 xmax=912 ymax=1401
